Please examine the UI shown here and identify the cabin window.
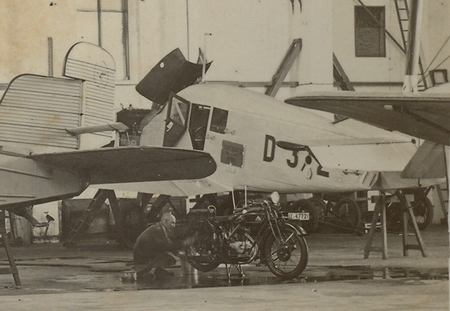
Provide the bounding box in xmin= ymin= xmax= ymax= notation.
xmin=210 ymin=108 xmax=228 ymax=134
xmin=163 ymin=94 xmax=190 ymax=147
xmin=189 ymin=104 xmax=211 ymax=150
xmin=354 ymin=6 xmax=386 ymax=57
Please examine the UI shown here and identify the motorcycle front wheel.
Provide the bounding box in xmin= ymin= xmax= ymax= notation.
xmin=264 ymin=227 xmax=308 ymax=279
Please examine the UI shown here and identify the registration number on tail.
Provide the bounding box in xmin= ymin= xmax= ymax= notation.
xmin=287 ymin=212 xmax=309 ymax=220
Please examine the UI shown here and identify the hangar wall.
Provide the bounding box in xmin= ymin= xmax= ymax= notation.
xmin=1 ymin=1 xmax=448 ymax=107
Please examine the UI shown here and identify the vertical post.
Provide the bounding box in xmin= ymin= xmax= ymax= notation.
xmin=381 ymin=201 xmax=388 ymax=260
xmin=97 ymin=0 xmax=102 ymax=47
xmin=402 ymin=201 xmax=409 ymax=256
xmin=402 ymin=0 xmax=424 ymax=92
xmin=47 ymin=37 xmax=53 ymax=77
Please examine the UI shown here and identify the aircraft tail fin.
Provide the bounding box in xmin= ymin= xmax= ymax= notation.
xmin=0 ymin=42 xmax=117 ymax=152
xmin=401 ymin=141 xmax=446 ymax=179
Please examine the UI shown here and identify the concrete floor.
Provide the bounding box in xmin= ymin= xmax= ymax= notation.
xmin=0 ymin=224 xmax=448 ymax=310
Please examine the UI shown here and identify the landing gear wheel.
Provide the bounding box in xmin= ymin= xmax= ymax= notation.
xmin=307 ymin=198 xmax=327 ymax=232
xmin=386 ymin=202 xmax=403 ymax=232
xmin=264 ymin=227 xmax=308 ymax=280
xmin=409 ymin=196 xmax=434 ymax=230
xmin=332 ymin=197 xmax=361 ymax=228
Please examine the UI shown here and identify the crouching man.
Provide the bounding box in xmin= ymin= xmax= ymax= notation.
xmin=133 ymin=212 xmax=193 ymax=281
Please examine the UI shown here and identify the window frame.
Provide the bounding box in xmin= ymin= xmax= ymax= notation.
xmin=354 ymin=6 xmax=386 ymax=58
xmin=210 ymin=107 xmax=229 ymax=134
xmin=163 ymin=93 xmax=191 ymax=147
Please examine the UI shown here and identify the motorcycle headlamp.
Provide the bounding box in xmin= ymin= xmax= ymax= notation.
xmin=268 ymin=191 xmax=280 ymax=204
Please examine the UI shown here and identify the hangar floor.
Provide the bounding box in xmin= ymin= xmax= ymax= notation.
xmin=0 ymin=224 xmax=448 ymax=310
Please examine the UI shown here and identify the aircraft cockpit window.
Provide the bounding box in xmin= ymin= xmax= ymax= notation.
xmin=210 ymin=108 xmax=228 ymax=134
xmin=189 ymin=104 xmax=211 ymax=150
xmin=163 ymin=94 xmax=190 ymax=147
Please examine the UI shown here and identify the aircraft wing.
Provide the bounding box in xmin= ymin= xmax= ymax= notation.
xmin=285 ymin=92 xmax=450 ymax=146
xmin=29 ymin=146 xmax=216 ymax=185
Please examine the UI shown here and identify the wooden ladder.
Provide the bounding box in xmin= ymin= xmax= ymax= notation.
xmin=0 ymin=210 xmax=21 ymax=287
xmin=63 ymin=189 xmax=118 ymax=247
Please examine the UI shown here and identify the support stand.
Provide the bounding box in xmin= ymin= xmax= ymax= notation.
xmin=225 ymin=263 xmax=245 ymax=282
xmin=0 ymin=210 xmax=21 ymax=287
xmin=364 ymin=194 xmax=388 ymax=259
xmin=364 ymin=190 xmax=427 ymax=259
xmin=396 ymin=190 xmax=427 ymax=257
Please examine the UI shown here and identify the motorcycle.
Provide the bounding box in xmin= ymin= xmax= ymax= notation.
xmin=183 ymin=192 xmax=309 ymax=280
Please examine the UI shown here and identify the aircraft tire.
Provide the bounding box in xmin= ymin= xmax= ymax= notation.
xmin=386 ymin=202 xmax=403 ymax=232
xmin=332 ymin=197 xmax=361 ymax=228
xmin=409 ymin=196 xmax=434 ymax=230
xmin=307 ymin=198 xmax=327 ymax=232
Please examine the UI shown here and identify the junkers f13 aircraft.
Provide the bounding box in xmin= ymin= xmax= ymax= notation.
xmin=0 ymin=42 xmax=442 ymax=234
xmin=99 ymin=47 xmax=443 ymax=228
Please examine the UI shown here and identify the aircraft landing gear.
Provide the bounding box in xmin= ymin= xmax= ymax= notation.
xmin=386 ymin=189 xmax=434 ymax=231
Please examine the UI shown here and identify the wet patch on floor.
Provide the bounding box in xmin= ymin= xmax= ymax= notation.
xmin=1 ymin=264 xmax=447 ymax=294
xmin=128 ymin=265 xmax=449 ymax=291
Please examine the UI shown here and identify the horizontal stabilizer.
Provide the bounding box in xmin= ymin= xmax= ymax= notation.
xmin=66 ymin=122 xmax=129 ymax=135
xmin=401 ymin=141 xmax=446 ymax=178
xmin=29 ymin=146 xmax=216 ymax=184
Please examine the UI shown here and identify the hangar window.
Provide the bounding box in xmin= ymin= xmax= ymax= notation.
xmin=210 ymin=108 xmax=228 ymax=134
xmin=354 ymin=6 xmax=386 ymax=57
xmin=76 ymin=0 xmax=130 ymax=80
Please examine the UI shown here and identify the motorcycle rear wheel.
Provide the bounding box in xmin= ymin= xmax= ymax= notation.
xmin=186 ymin=255 xmax=220 ymax=272
xmin=264 ymin=227 xmax=308 ymax=279
xmin=184 ymin=229 xmax=220 ymax=272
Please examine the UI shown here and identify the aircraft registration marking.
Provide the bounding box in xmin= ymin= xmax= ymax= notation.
xmin=263 ymin=135 xmax=329 ymax=178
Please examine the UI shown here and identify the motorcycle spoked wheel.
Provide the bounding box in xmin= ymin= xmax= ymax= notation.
xmin=184 ymin=230 xmax=220 ymax=272
xmin=264 ymin=227 xmax=308 ymax=280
